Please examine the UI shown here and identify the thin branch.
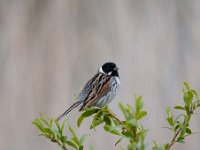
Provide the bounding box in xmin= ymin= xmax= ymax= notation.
xmin=107 ymin=108 xmax=125 ymax=126
xmin=168 ymin=129 xmax=181 ymax=150
xmin=52 ymin=137 xmax=68 ymax=150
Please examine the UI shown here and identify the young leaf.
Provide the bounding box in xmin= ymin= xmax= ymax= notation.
xmin=175 ymin=124 xmax=181 ymax=131
xmin=77 ymin=108 xmax=99 ymax=127
xmin=177 ymin=136 xmax=185 ymax=143
xmin=174 ymin=106 xmax=185 ymax=111
xmin=55 ymin=120 xmax=62 ymax=135
xmin=44 ymin=128 xmax=54 ymax=136
xmin=90 ymin=119 xmax=104 ymax=129
xmin=60 ymin=135 xmax=67 ymax=144
xmin=40 ymin=116 xmax=50 ymax=127
xmin=90 ymin=110 xmax=104 ymax=129
xmin=186 ymin=128 xmax=192 ymax=134
xmin=82 ymin=108 xmax=99 ymax=117
xmin=79 ymin=134 xmax=88 ymax=145
xmin=167 ymin=117 xmax=174 ymax=127
xmin=33 ymin=120 xmax=45 ymax=133
xmin=66 ymin=139 xmax=78 ymax=149
xmin=79 ymin=145 xmax=83 ymax=150
xmin=69 ymin=125 xmax=80 ymax=145
xmin=126 ymin=118 xmax=137 ymax=127
xmin=183 ymin=82 xmax=190 ymax=90
xmin=77 ymin=115 xmax=85 ymax=127
xmin=135 ymin=96 xmax=143 ymax=113
xmin=191 ymin=89 xmax=198 ymax=96
xmin=61 ymin=119 xmax=68 ymax=133
xmin=50 ymin=118 xmax=54 ymax=127
xmin=90 ymin=145 xmax=94 ymax=150
xmin=104 ymin=115 xmax=113 ymax=125
xmin=166 ymin=107 xmax=171 ymax=118
xmin=119 ymin=103 xmax=128 ymax=119
xmin=187 ymin=91 xmax=193 ymax=100
xmin=184 ymin=106 xmax=190 ymax=115
xmin=136 ymin=111 xmax=147 ymax=120
xmin=104 ymin=125 xmax=122 ymax=135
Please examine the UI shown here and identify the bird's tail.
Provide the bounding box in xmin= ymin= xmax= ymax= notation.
xmin=57 ymin=101 xmax=82 ymax=121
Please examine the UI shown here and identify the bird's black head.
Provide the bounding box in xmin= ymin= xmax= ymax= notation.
xmin=99 ymin=62 xmax=119 ymax=77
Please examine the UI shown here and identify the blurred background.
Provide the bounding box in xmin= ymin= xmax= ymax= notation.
xmin=0 ymin=0 xmax=200 ymax=150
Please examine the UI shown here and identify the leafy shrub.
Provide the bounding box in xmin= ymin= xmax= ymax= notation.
xmin=33 ymin=82 xmax=200 ymax=150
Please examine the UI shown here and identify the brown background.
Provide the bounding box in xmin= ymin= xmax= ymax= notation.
xmin=0 ymin=0 xmax=200 ymax=150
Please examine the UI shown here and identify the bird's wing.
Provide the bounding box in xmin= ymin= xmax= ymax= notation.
xmin=77 ymin=73 xmax=99 ymax=102
xmin=79 ymin=73 xmax=111 ymax=110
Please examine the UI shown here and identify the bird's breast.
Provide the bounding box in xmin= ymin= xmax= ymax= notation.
xmin=110 ymin=76 xmax=120 ymax=91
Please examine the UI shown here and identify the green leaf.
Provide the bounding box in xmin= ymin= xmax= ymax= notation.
xmin=166 ymin=107 xmax=174 ymax=126
xmin=39 ymin=112 xmax=45 ymax=119
xmin=128 ymin=143 xmax=137 ymax=150
xmin=60 ymin=136 xmax=67 ymax=143
xmin=82 ymin=108 xmax=99 ymax=117
xmin=183 ymin=93 xmax=189 ymax=107
xmin=79 ymin=134 xmax=88 ymax=145
xmin=55 ymin=120 xmax=62 ymax=135
xmin=135 ymin=96 xmax=143 ymax=113
xmin=77 ymin=115 xmax=85 ymax=127
xmin=69 ymin=125 xmax=80 ymax=145
xmin=184 ymin=106 xmax=190 ymax=115
xmin=152 ymin=141 xmax=158 ymax=147
xmin=186 ymin=128 xmax=192 ymax=134
xmin=103 ymin=115 xmax=112 ymax=125
xmin=166 ymin=107 xmax=171 ymax=118
xmin=104 ymin=125 xmax=122 ymax=135
xmin=191 ymin=89 xmax=198 ymax=96
xmin=167 ymin=117 xmax=174 ymax=127
xmin=50 ymin=118 xmax=54 ymax=127
xmin=72 ymin=137 xmax=80 ymax=146
xmin=90 ymin=145 xmax=94 ymax=150
xmin=174 ymin=106 xmax=185 ymax=111
xmin=44 ymin=128 xmax=54 ymax=135
xmin=33 ymin=120 xmax=45 ymax=133
xmin=183 ymin=82 xmax=190 ymax=90
xmin=196 ymin=103 xmax=200 ymax=107
xmin=40 ymin=116 xmax=50 ymax=127
xmin=120 ymin=147 xmax=126 ymax=150
xmin=90 ymin=119 xmax=104 ymax=129
xmin=61 ymin=121 xmax=66 ymax=134
xmin=136 ymin=111 xmax=147 ymax=120
xmin=118 ymin=103 xmax=128 ymax=119
xmin=183 ymin=89 xmax=194 ymax=108
xmin=90 ymin=111 xmax=104 ymax=129
xmin=177 ymin=136 xmax=185 ymax=143
xmin=122 ymin=130 xmax=132 ymax=138
xmin=165 ymin=144 xmax=169 ymax=149
xmin=79 ymin=145 xmax=83 ymax=150
xmin=187 ymin=91 xmax=193 ymax=99
xmin=66 ymin=139 xmax=78 ymax=149
xmin=127 ymin=118 xmax=137 ymax=127
xmin=77 ymin=108 xmax=99 ymax=127
xmin=175 ymin=124 xmax=181 ymax=131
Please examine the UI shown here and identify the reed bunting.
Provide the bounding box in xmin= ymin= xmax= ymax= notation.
xmin=57 ymin=62 xmax=120 ymax=121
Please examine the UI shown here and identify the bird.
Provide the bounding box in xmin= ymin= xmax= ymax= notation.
xmin=57 ymin=62 xmax=120 ymax=121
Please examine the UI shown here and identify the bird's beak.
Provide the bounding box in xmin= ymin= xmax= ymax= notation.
xmin=114 ymin=66 xmax=119 ymax=71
